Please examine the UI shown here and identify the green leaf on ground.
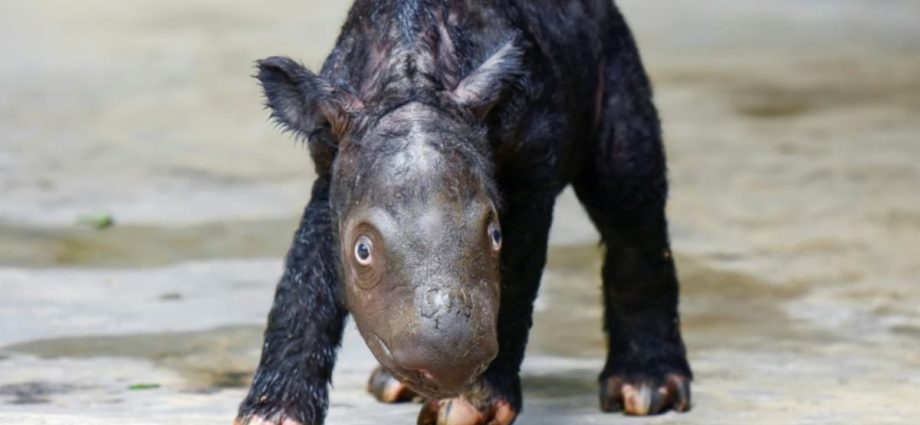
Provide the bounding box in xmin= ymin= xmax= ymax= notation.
xmin=77 ymin=212 xmax=115 ymax=229
xmin=128 ymin=383 xmax=161 ymax=390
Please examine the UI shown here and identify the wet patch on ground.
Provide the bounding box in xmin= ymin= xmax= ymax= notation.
xmin=891 ymin=324 xmax=920 ymax=338
xmin=653 ymin=54 xmax=920 ymax=120
xmin=4 ymin=326 xmax=262 ymax=390
xmin=0 ymin=382 xmax=82 ymax=405
xmin=732 ymin=86 xmax=815 ymax=119
xmin=0 ymin=219 xmax=295 ymax=268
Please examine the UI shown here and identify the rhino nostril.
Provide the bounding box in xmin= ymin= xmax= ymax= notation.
xmin=421 ymin=289 xmax=450 ymax=318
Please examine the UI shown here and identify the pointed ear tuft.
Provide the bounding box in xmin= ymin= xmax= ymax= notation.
xmin=255 ymin=56 xmax=363 ymax=141
xmin=449 ymin=36 xmax=525 ymax=117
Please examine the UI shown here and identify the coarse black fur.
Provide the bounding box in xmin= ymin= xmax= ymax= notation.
xmin=238 ymin=0 xmax=691 ymax=423
xmin=239 ymin=178 xmax=346 ymax=425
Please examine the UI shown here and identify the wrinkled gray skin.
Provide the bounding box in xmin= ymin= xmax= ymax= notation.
xmin=331 ymin=103 xmax=502 ymax=397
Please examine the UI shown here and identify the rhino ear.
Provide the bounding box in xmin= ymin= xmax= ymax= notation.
xmin=449 ymin=37 xmax=524 ymax=117
xmin=256 ymin=56 xmax=363 ymax=142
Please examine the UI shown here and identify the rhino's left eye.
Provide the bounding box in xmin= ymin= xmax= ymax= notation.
xmin=355 ymin=235 xmax=373 ymax=265
xmin=488 ymin=221 xmax=502 ymax=251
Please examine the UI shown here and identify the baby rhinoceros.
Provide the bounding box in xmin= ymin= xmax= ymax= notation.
xmin=237 ymin=1 xmax=692 ymax=424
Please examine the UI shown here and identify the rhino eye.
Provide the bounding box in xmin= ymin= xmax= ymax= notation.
xmin=488 ymin=221 xmax=502 ymax=250
xmin=355 ymin=235 xmax=373 ymax=265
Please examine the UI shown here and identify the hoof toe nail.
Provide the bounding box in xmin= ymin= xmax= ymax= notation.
xmin=418 ymin=395 xmax=515 ymax=425
xmin=623 ymin=384 xmax=652 ymax=416
xmin=442 ymin=398 xmax=482 ymax=425
xmin=600 ymin=374 xmax=692 ymax=415
xmin=369 ymin=366 xmax=417 ymax=403
xmin=491 ymin=400 xmax=517 ymax=425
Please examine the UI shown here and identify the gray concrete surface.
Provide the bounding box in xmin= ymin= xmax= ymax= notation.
xmin=1 ymin=0 xmax=919 ymax=424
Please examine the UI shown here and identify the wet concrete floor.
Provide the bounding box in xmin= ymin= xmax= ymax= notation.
xmin=2 ymin=0 xmax=920 ymax=424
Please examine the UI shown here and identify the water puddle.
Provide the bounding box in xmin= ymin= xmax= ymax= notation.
xmin=4 ymin=326 xmax=263 ymax=389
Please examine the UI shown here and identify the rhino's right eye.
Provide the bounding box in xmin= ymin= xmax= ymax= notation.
xmin=355 ymin=235 xmax=373 ymax=265
xmin=487 ymin=220 xmax=502 ymax=251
